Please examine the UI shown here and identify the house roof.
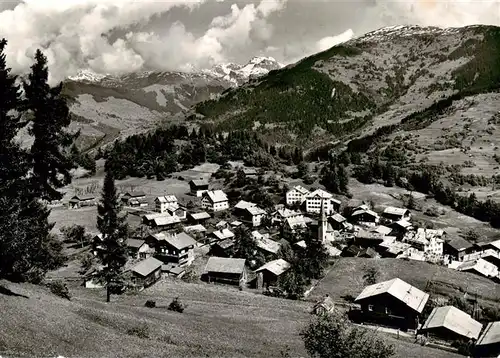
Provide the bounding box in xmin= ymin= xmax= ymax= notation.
xmin=476 ymin=321 xmax=500 ymax=347
xmin=143 ymin=212 xmax=168 ymax=221
xmin=205 ymin=257 xmax=246 ymax=274
xmin=131 ymin=257 xmax=163 ymax=277
xmin=446 ymin=237 xmax=474 ymax=252
xmin=358 ymin=247 xmax=379 ymax=258
xmin=212 ymin=229 xmax=235 ymax=241
xmin=295 ymin=240 xmax=307 ymax=249
xmin=254 ymin=235 xmax=281 ymax=255
xmin=383 ymin=207 xmax=410 ymax=216
xmin=255 ymin=259 xmax=290 ymax=276
xmin=203 ymin=190 xmax=228 ymax=203
xmin=325 ymin=245 xmax=342 ymax=257
xmin=155 ymin=232 xmax=196 ymax=250
xmin=124 ymin=191 xmax=146 ymax=198
xmin=314 ymin=295 xmax=335 ymax=312
xmin=392 ymin=219 xmax=413 ymax=229
xmin=190 ymin=179 xmax=209 ymax=187
xmin=230 ymin=221 xmax=243 ymax=227
xmin=330 ymin=213 xmax=347 ymax=223
xmin=242 ymin=168 xmax=258 ymax=175
xmin=286 ymin=216 xmax=307 ymax=230
xmin=246 ymin=206 xmax=267 ymax=216
xmin=184 ymin=224 xmax=207 ymax=233
xmin=375 ymin=225 xmax=393 ymax=236
xmin=190 ymin=212 xmax=211 ymax=220
xmin=216 ymin=220 xmax=228 ymax=228
xmin=488 ymin=239 xmax=500 ymax=251
xmin=351 ymin=209 xmax=379 ymax=218
xmin=70 ymin=195 xmax=95 ymax=201
xmin=355 ymin=278 xmax=429 ymax=313
xmin=458 ymin=258 xmax=498 ymax=277
xmin=155 ymin=195 xmax=178 ymax=203
xmin=356 ymin=229 xmax=384 ymax=241
xmin=153 ymin=215 xmax=181 ymax=227
xmin=126 ymin=238 xmax=145 ymax=249
xmin=290 ymin=185 xmax=310 ymax=196
xmin=213 ymin=238 xmax=235 ymax=250
xmin=421 ymin=306 xmax=482 ymax=340
xmin=234 ymin=200 xmax=257 ymax=210
xmin=275 ymin=208 xmax=301 ymax=219
xmin=404 ymin=228 xmax=444 ymax=246
xmin=306 ymin=189 xmax=332 ymax=199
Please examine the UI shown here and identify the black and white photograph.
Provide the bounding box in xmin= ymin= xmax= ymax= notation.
xmin=1 ymin=0 xmax=500 ymax=357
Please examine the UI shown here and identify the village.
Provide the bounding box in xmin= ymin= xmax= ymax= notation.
xmin=48 ymin=161 xmax=500 ymax=358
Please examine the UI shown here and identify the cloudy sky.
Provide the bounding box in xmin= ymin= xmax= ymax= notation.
xmin=1 ymin=0 xmax=499 ymax=82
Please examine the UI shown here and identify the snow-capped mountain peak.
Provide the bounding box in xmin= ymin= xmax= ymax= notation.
xmin=68 ymin=69 xmax=109 ymax=83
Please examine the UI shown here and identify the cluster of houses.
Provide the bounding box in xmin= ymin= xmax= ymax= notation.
xmin=330 ymin=277 xmax=500 ymax=357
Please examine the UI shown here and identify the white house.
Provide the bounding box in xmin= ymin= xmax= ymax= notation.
xmin=201 ymin=190 xmax=229 ymax=212
xmin=286 ymin=185 xmax=310 ymax=206
xmin=155 ymin=195 xmax=178 ymax=213
xmin=244 ymin=206 xmax=267 ymax=227
xmin=305 ymin=189 xmax=341 ymax=215
xmin=403 ymin=228 xmax=444 ymax=261
xmin=382 ymin=207 xmax=411 ymax=222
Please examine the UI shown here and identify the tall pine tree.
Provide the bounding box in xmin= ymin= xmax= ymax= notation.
xmin=0 ymin=41 xmax=64 ymax=282
xmin=96 ymin=168 xmax=128 ymax=302
xmin=24 ymin=50 xmax=74 ymax=201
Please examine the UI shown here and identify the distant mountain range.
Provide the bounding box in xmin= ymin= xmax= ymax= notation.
xmin=63 ymin=56 xmax=283 ymax=150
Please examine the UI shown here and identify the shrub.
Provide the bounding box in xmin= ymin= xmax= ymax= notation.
xmin=145 ymin=300 xmax=156 ymax=308
xmin=48 ymin=280 xmax=71 ymax=300
xmin=168 ymin=297 xmax=185 ymax=313
xmin=127 ymin=324 xmax=150 ymax=339
xmin=424 ymin=206 xmax=440 ymax=217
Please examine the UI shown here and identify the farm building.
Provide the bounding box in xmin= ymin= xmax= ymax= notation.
xmin=188 ymin=211 xmax=211 ymax=224
xmin=201 ymin=190 xmax=229 ymax=212
xmin=121 ymin=191 xmax=147 ymax=207
xmin=255 ymin=259 xmax=290 ymax=289
xmin=210 ymin=238 xmax=235 ymax=257
xmin=382 ymin=207 xmax=411 ymax=222
xmin=243 ymin=206 xmax=267 ymax=227
xmin=130 ymin=257 xmax=163 ymax=289
xmin=189 ymin=179 xmax=209 ymax=197
xmin=456 ymin=258 xmax=499 ymax=279
xmin=183 ymin=224 xmax=207 ymax=236
xmin=252 ymin=231 xmax=281 ymax=256
xmin=444 ymin=237 xmax=476 ymax=261
xmin=234 ymin=200 xmax=257 ymax=214
xmin=389 ymin=220 xmax=413 ymax=239
xmin=210 ymin=228 xmax=235 ymax=243
xmin=242 ymin=168 xmax=258 ymax=178
xmin=204 ymin=257 xmax=247 ymax=286
xmin=475 ymin=321 xmax=500 ymax=357
xmin=271 ymin=208 xmax=302 ymax=225
xmin=353 ymin=278 xmax=429 ymax=330
xmin=147 ymin=232 xmax=197 ymax=267
xmin=312 ymin=295 xmax=335 ymax=316
xmin=420 ymin=306 xmax=482 ymax=342
xmin=351 ymin=208 xmax=380 ymax=226
xmin=328 ymin=213 xmax=350 ymax=231
xmin=125 ymin=238 xmax=153 ymax=259
xmin=68 ymin=195 xmax=96 ymax=209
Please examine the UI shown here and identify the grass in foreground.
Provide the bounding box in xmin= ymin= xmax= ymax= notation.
xmin=0 ymin=279 xmax=464 ymax=358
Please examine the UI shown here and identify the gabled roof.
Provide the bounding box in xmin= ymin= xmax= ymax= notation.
xmin=123 ymin=191 xmax=146 ymax=198
xmin=351 ymin=209 xmax=379 ymax=218
xmin=246 ymin=206 xmax=267 ymax=216
xmin=215 ymin=220 xmax=228 ymax=228
xmin=275 ymin=208 xmax=302 ymax=219
xmin=203 ymin=190 xmax=228 ymax=203
xmin=289 ymin=185 xmax=310 ymax=195
xmin=143 ymin=212 xmax=168 ymax=221
xmin=153 ymin=215 xmax=181 ymax=227
xmin=70 ymin=195 xmax=95 ymax=201
xmin=476 ymin=321 xmax=500 ymax=347
xmin=234 ymin=200 xmax=257 ymax=210
xmin=391 ymin=219 xmax=413 ymax=229
xmin=131 ymin=257 xmax=163 ymax=277
xmin=184 ymin=224 xmax=207 ymax=233
xmin=355 ymin=278 xmax=429 ymax=313
xmin=190 ymin=212 xmax=211 ymax=220
xmin=254 ymin=234 xmax=281 ymax=254
xmin=205 ymin=257 xmax=246 ymax=274
xmin=358 ymin=247 xmax=380 ymax=258
xmin=306 ymin=189 xmax=333 ymax=199
xmin=325 ymin=245 xmax=342 ymax=257
xmin=155 ymin=195 xmax=178 ymax=203
xmin=458 ymin=258 xmax=498 ymax=277
xmin=383 ymin=207 xmax=410 ymax=216
xmin=255 ymin=259 xmax=290 ymax=276
xmin=190 ymin=179 xmax=209 ymax=187
xmin=421 ymin=306 xmax=482 ymax=340
xmin=446 ymin=237 xmax=474 ymax=252
xmin=213 ymin=238 xmax=235 ymax=250
xmin=242 ymin=168 xmax=258 ymax=175
xmin=212 ymin=228 xmax=235 ymax=241
xmin=155 ymin=232 xmax=196 ymax=250
xmin=126 ymin=238 xmax=146 ymax=249
xmin=488 ymin=239 xmax=500 ymax=251
xmin=374 ymin=225 xmax=393 ymax=236
xmin=330 ymin=213 xmax=347 ymax=223
xmin=230 ymin=221 xmax=243 ymax=227
xmin=295 ymin=240 xmax=307 ymax=249
xmin=286 ymin=216 xmax=307 ymax=230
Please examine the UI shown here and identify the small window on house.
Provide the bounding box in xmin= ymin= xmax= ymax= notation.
xmin=368 ymin=305 xmax=374 ymax=311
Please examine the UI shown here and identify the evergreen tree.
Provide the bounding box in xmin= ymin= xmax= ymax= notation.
xmin=299 ymin=233 xmax=329 ymax=280
xmin=233 ymin=227 xmax=264 ymax=269
xmin=24 ymin=50 xmax=74 ymax=201
xmin=96 ymin=168 xmax=128 ymax=302
xmin=0 ymin=41 xmax=64 ymax=282
xmin=337 ymin=164 xmax=349 ymax=194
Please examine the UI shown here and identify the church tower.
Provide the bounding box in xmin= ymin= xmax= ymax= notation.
xmin=318 ymin=199 xmax=328 ymax=244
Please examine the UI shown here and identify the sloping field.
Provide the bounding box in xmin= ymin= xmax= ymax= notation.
xmin=312 ymin=258 xmax=500 ymax=307
xmin=0 ymin=279 xmax=461 ymax=358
